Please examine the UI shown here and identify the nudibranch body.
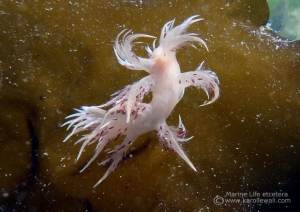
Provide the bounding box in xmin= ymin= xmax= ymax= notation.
xmin=63 ymin=15 xmax=220 ymax=187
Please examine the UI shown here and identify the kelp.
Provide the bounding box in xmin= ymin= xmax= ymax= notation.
xmin=0 ymin=0 xmax=299 ymax=211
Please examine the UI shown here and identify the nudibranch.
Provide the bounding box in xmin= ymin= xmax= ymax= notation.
xmin=63 ymin=15 xmax=220 ymax=187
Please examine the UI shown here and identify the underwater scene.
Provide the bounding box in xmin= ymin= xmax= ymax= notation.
xmin=0 ymin=0 xmax=299 ymax=211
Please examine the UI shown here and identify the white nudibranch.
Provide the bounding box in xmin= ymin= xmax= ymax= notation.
xmin=63 ymin=15 xmax=220 ymax=187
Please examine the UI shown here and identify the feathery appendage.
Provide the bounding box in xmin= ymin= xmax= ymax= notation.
xmin=98 ymin=75 xmax=153 ymax=123
xmin=63 ymin=75 xmax=154 ymax=185
xmin=62 ymin=106 xmax=127 ymax=162
xmin=159 ymin=15 xmax=208 ymax=52
xmin=62 ymin=106 xmax=139 ymax=186
xmin=179 ymin=61 xmax=220 ymax=106
xmin=114 ymin=30 xmax=155 ymax=71
xmin=157 ymin=116 xmax=196 ymax=171
xmin=92 ymin=135 xmax=137 ymax=187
